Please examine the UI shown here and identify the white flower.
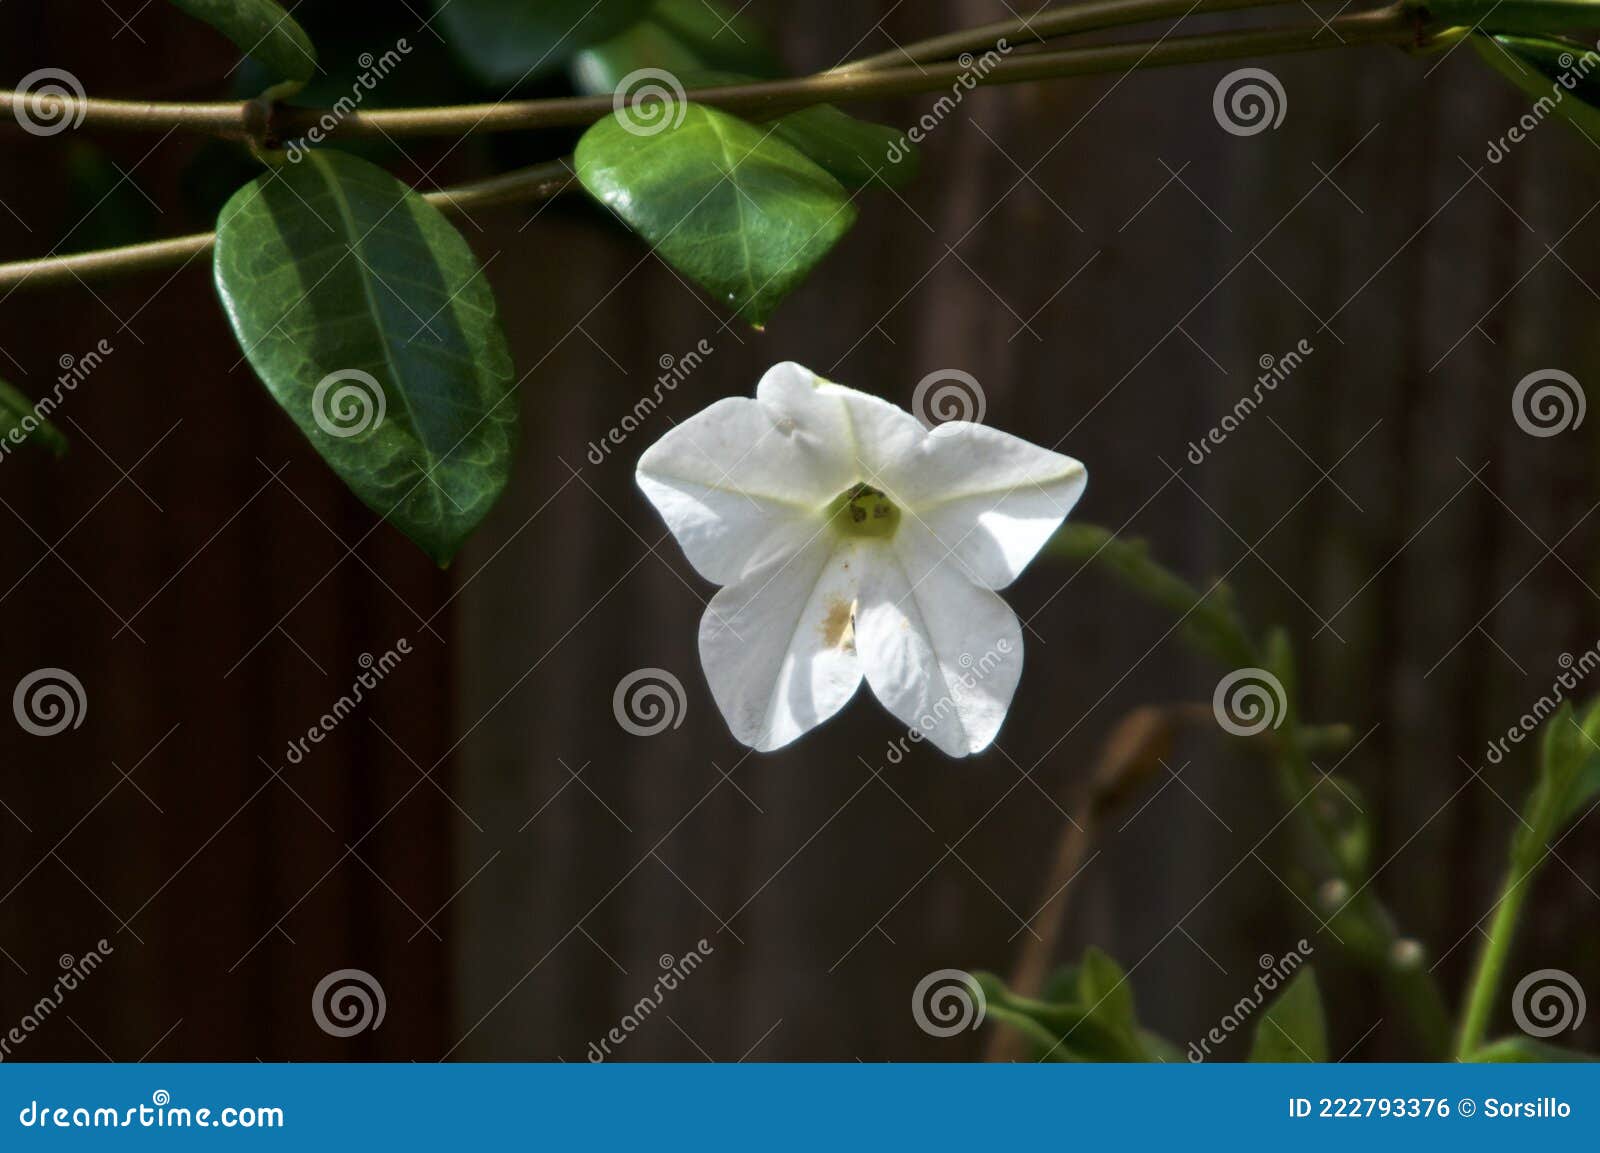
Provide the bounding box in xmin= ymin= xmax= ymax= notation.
xmin=636 ymin=362 xmax=1087 ymax=757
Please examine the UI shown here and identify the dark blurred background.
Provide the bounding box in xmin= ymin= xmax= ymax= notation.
xmin=0 ymin=0 xmax=1596 ymax=1062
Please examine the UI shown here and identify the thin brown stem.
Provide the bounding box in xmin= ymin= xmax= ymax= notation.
xmin=1 ymin=8 xmax=1421 ymax=142
xmin=837 ymin=0 xmax=1297 ymax=71
xmin=0 ymin=9 xmax=1427 ymax=292
xmin=0 ymin=160 xmax=573 ymax=293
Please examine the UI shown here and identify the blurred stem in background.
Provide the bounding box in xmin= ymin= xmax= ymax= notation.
xmin=1048 ymin=524 xmax=1454 ymax=1057
xmin=1455 ymin=697 xmax=1600 ymax=1057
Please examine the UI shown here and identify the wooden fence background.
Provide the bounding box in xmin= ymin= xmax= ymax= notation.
xmin=0 ymin=0 xmax=1595 ymax=1061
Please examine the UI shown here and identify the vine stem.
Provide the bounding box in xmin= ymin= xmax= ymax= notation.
xmin=1454 ymin=857 xmax=1537 ymax=1058
xmin=0 ymin=6 xmax=1419 ymax=140
xmin=0 ymin=161 xmax=573 ymax=291
xmin=0 ymin=7 xmax=1426 ymax=292
xmin=835 ymin=0 xmax=1296 ymax=71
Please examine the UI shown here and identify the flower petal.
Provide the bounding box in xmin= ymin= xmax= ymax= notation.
xmin=854 ymin=529 xmax=1024 ymax=757
xmin=817 ymin=381 xmax=928 ymax=482
xmin=699 ymin=535 xmax=864 ymax=752
xmin=890 ymin=422 xmax=1086 ymax=589
xmin=636 ymin=363 xmax=857 ymax=584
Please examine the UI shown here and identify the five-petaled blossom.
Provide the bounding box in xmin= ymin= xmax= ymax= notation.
xmin=636 ymin=362 xmax=1087 ymax=757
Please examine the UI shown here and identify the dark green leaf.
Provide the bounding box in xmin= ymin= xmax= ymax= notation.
xmin=1429 ymin=1 xmax=1600 ymax=35
xmin=570 ymin=21 xmax=708 ymax=96
xmin=1466 ymin=1036 xmax=1598 ymax=1062
xmin=1039 ymin=962 xmax=1080 ymax=1006
xmin=652 ymin=0 xmax=780 ymax=76
xmin=166 ymin=0 xmax=318 ymax=89
xmin=435 ymin=0 xmax=653 ymax=85
xmin=1472 ymin=34 xmax=1600 ymax=145
xmin=1249 ymin=969 xmax=1327 ymax=1062
xmin=769 ymin=103 xmax=918 ymax=189
xmin=576 ymin=104 xmax=857 ymax=327
xmin=1076 ymin=946 xmax=1137 ymax=1034
xmin=213 ymin=151 xmax=517 ymax=566
xmin=974 ymin=968 xmax=1150 ymax=1062
xmin=1513 ymin=699 xmax=1600 ymax=866
xmin=0 ymin=378 xmax=68 ymax=459
xmin=66 ymin=140 xmax=159 ymax=251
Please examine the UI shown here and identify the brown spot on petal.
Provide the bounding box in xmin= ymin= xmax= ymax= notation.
xmin=821 ymin=596 xmax=855 ymax=652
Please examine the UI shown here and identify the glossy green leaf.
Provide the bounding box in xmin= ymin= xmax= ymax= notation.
xmin=0 ymin=378 xmax=67 ymax=459
xmin=1249 ymin=969 xmax=1327 ymax=1062
xmin=1472 ymin=34 xmax=1600 ymax=143
xmin=572 ymin=27 xmax=913 ymax=191
xmin=677 ymin=68 xmax=917 ymax=189
xmin=1466 ymin=1036 xmax=1598 ymax=1062
xmin=434 ymin=0 xmax=653 ymax=85
xmin=166 ymin=0 xmax=317 ymax=89
xmin=213 ymin=150 xmax=517 ymax=566
xmin=576 ymin=104 xmax=857 ymax=327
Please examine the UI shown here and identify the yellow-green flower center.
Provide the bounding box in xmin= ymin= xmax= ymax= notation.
xmin=829 ymin=483 xmax=900 ymax=539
